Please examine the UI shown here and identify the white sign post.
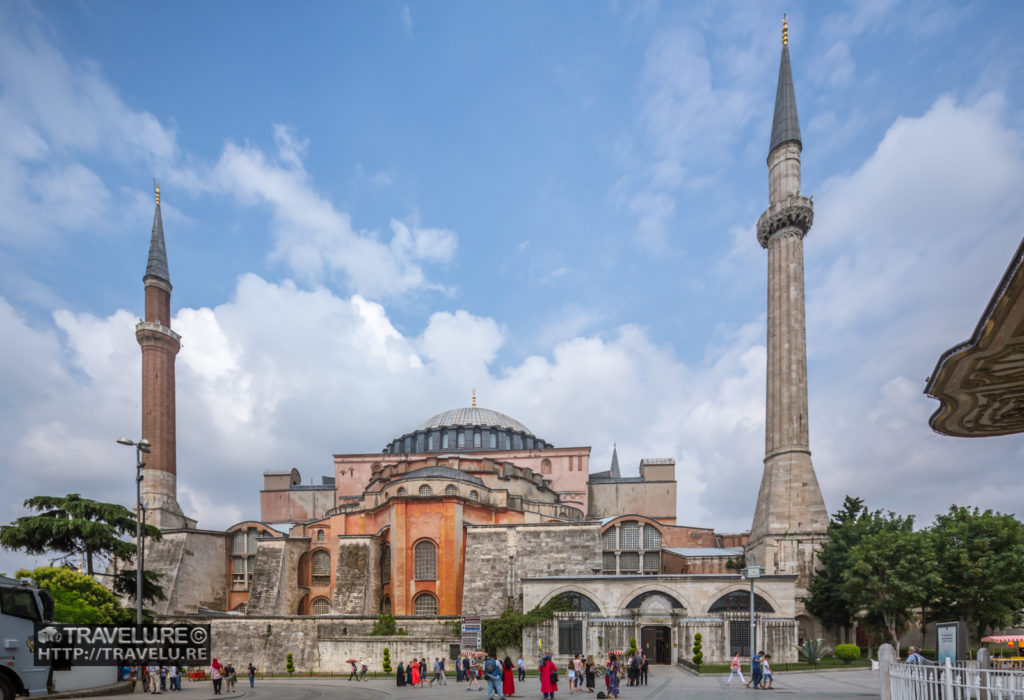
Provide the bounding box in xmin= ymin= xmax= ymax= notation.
xmin=461 ymin=615 xmax=482 ymax=651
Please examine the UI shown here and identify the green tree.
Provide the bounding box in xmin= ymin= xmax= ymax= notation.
xmin=286 ymin=652 xmax=295 ymax=675
xmin=481 ymin=595 xmax=573 ymax=652
xmin=928 ymin=505 xmax=1024 ymax=641
xmin=371 ymin=613 xmax=400 ymax=635
xmin=691 ymin=632 xmax=703 ymax=667
xmin=843 ymin=512 xmax=937 ymax=651
xmin=382 ymin=648 xmax=392 ymax=673
xmin=17 ymin=566 xmax=130 ymax=624
xmin=806 ymin=496 xmax=872 ymax=632
xmin=0 ymin=494 xmax=160 ymax=576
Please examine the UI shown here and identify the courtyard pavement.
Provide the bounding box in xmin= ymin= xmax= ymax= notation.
xmin=113 ymin=666 xmax=882 ymax=699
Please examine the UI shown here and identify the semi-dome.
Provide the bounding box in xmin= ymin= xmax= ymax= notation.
xmin=383 ymin=405 xmax=553 ymax=455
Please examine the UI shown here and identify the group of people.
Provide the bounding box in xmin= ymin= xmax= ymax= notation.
xmin=123 ymin=664 xmax=183 ymax=694
xmin=727 ymin=651 xmax=775 ymax=689
xmin=539 ymin=651 xmax=626 ymax=699
xmin=396 ymin=657 xmax=450 ymax=687
xmin=623 ymin=652 xmax=649 ymax=687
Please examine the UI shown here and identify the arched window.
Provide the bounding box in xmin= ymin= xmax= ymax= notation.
xmin=554 ymin=591 xmax=600 ymax=612
xmin=709 ymin=591 xmax=775 ymax=613
xmin=445 ymin=484 xmax=458 ymax=496
xmin=469 ymin=490 xmax=479 ymax=501
xmin=458 ymin=432 xmax=466 ymax=449
xmin=397 ymin=487 xmax=407 ymax=497
xmin=541 ymin=458 xmax=552 ymax=474
xmin=311 ymin=550 xmax=331 ymax=586
xmin=380 ymin=545 xmax=391 ymax=584
xmin=317 ymin=530 xmax=325 ymax=542
xmin=474 ymin=432 xmax=481 ymax=448
xmin=642 ymin=525 xmax=661 ymax=549
xmin=311 ymin=597 xmax=331 ymax=615
xmin=381 ymin=596 xmax=392 ymax=614
xmin=419 ymin=484 xmax=433 ymax=497
xmin=414 ymin=540 xmax=437 ymax=580
xmin=601 ymin=528 xmax=617 ymax=549
xmin=414 ymin=592 xmax=438 ymax=616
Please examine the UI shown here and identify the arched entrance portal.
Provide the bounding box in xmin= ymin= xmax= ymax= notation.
xmin=640 ymin=626 xmax=671 ymax=664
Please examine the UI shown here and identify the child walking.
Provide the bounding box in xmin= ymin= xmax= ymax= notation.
xmin=726 ymin=653 xmax=745 ymax=686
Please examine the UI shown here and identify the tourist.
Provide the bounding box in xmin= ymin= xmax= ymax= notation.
xmin=640 ymin=653 xmax=648 ymax=685
xmin=517 ymin=655 xmax=525 ymax=682
xmin=502 ymin=656 xmax=515 ymax=697
xmin=907 ymin=646 xmax=931 ymax=665
xmin=744 ymin=651 xmax=763 ymax=689
xmin=421 ymin=658 xmax=429 ymax=686
xmin=605 ymin=654 xmax=619 ymax=699
xmin=433 ymin=658 xmax=442 ymax=686
xmin=147 ymin=664 xmax=161 ymax=694
xmin=567 ymin=659 xmax=576 ymax=694
xmin=349 ymin=660 xmax=360 ymax=681
xmin=484 ymin=652 xmax=504 ymax=700
xmin=167 ymin=663 xmax=178 ymax=691
xmin=225 ymin=662 xmax=237 ymax=692
xmin=440 ymin=656 xmax=447 ymax=685
xmin=467 ymin=655 xmax=481 ymax=691
xmin=761 ymin=654 xmax=774 ymax=689
xmin=210 ymin=659 xmax=223 ymax=695
xmin=411 ymin=658 xmax=421 ymax=687
xmin=539 ymin=650 xmax=557 ymax=700
xmin=127 ymin=666 xmax=137 ymax=693
xmin=584 ymin=656 xmax=595 ymax=693
xmin=361 ymin=660 xmax=369 ymax=681
xmin=727 ymin=653 xmax=745 ymax=686
xmin=247 ymin=663 xmax=257 ymax=688
xmin=397 ymin=660 xmax=406 ymax=686
xmin=406 ymin=659 xmax=414 ymax=686
xmin=159 ymin=664 xmax=168 ymax=691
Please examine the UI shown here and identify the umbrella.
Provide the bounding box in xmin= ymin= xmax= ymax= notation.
xmin=982 ymin=636 xmax=1024 ymax=644
xmin=346 ymin=659 xmax=358 ymax=663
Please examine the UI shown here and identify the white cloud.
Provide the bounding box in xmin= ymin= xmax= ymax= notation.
xmin=401 ymin=6 xmax=413 ymax=35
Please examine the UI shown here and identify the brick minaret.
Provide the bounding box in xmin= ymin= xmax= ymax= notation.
xmin=747 ymin=21 xmax=828 ymax=594
xmin=136 ymin=185 xmax=187 ymax=530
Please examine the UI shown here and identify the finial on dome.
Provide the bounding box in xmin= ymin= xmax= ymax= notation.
xmin=782 ymin=14 xmax=788 ymax=46
xmin=472 ymin=388 xmax=477 ymax=408
xmin=154 ymin=180 xmax=160 ymax=205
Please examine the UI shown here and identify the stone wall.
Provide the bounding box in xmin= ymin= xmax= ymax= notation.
xmin=141 ymin=529 xmax=227 ymax=615
xmin=333 ymin=536 xmax=380 ymax=615
xmin=462 ymin=523 xmax=601 ymax=616
xmin=158 ymin=617 xmax=458 ymax=673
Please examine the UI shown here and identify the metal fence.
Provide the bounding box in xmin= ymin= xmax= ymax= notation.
xmin=889 ymin=658 xmax=1024 ymax=699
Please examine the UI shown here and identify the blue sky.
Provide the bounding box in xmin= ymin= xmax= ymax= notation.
xmin=3 ymin=1 xmax=1024 ymax=574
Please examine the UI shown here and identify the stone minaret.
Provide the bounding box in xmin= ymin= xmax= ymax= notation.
xmin=747 ymin=21 xmax=828 ymax=594
xmin=136 ymin=184 xmax=187 ymax=530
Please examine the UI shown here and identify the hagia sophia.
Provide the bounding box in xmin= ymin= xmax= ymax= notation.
xmin=127 ymin=25 xmax=838 ymax=668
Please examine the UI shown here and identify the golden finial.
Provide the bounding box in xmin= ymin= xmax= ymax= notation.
xmin=782 ymin=15 xmax=788 ymax=46
xmin=472 ymin=389 xmax=477 ymax=408
xmin=154 ymin=181 xmax=161 ymax=205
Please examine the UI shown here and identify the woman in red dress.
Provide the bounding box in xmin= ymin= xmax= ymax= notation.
xmin=502 ymin=656 xmax=515 ymax=697
xmin=411 ymin=659 xmax=421 ymax=687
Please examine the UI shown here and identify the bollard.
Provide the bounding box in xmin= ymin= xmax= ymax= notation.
xmin=878 ymin=644 xmax=896 ymax=700
xmin=976 ymin=648 xmax=991 ymax=700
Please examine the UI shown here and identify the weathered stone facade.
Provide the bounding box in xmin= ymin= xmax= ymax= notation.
xmin=333 ymin=536 xmax=380 ymax=616
xmin=134 ymin=529 xmax=228 ymax=615
xmin=461 ymin=523 xmax=602 ymax=616
xmin=247 ymin=537 xmax=307 ymax=616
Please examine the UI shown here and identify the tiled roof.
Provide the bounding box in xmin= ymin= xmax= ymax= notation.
xmin=416 ymin=407 xmax=534 ymax=436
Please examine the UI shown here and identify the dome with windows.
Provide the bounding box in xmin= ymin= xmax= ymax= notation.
xmin=383 ymin=406 xmax=553 ymax=455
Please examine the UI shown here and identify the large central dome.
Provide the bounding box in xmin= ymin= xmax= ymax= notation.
xmin=383 ymin=406 xmax=553 ymax=455
xmin=416 ymin=407 xmax=534 ymax=435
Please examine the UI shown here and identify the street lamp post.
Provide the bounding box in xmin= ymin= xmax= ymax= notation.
xmin=117 ymin=437 xmax=150 ymax=625
xmin=743 ymin=566 xmax=761 ymax=672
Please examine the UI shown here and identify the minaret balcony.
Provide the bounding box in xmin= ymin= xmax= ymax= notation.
xmin=135 ymin=320 xmax=182 ymax=343
xmin=757 ymin=195 xmax=814 ymax=248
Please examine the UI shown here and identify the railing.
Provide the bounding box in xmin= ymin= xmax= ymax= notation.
xmin=889 ymin=658 xmax=1024 ymax=699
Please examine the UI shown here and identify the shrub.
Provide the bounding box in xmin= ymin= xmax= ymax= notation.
xmin=383 ymin=648 xmax=392 ymax=673
xmin=628 ymin=637 xmax=638 ymax=657
xmin=371 ymin=613 xmax=399 ymax=636
xmin=797 ymin=639 xmax=832 ymax=666
xmin=834 ymin=644 xmax=860 ymax=664
xmin=692 ymin=632 xmax=703 ymax=667
xmin=286 ymin=652 xmax=295 ymax=676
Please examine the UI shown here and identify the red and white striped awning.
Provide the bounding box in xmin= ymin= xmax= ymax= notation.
xmin=982 ymin=635 xmax=1024 ymax=643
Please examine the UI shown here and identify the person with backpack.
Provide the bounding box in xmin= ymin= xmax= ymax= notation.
xmin=467 ymin=655 xmax=482 ymax=691
xmin=540 ymin=651 xmax=557 ymax=700
xmin=484 ymin=653 xmax=505 ymax=700
xmin=906 ymin=646 xmax=932 ymax=665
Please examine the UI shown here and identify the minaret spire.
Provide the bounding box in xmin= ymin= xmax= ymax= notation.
xmin=749 ymin=26 xmax=827 ymax=597
xmin=610 ymin=443 xmax=620 ymax=479
xmin=136 ymin=183 xmax=186 ymax=530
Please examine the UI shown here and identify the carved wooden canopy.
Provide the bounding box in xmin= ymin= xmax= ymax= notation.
xmin=926 ymin=236 xmax=1024 ymax=437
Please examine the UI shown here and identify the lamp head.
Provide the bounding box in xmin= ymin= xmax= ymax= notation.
xmin=116 ymin=438 xmax=134 ymax=446
xmin=138 ymin=439 xmax=151 ymax=453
